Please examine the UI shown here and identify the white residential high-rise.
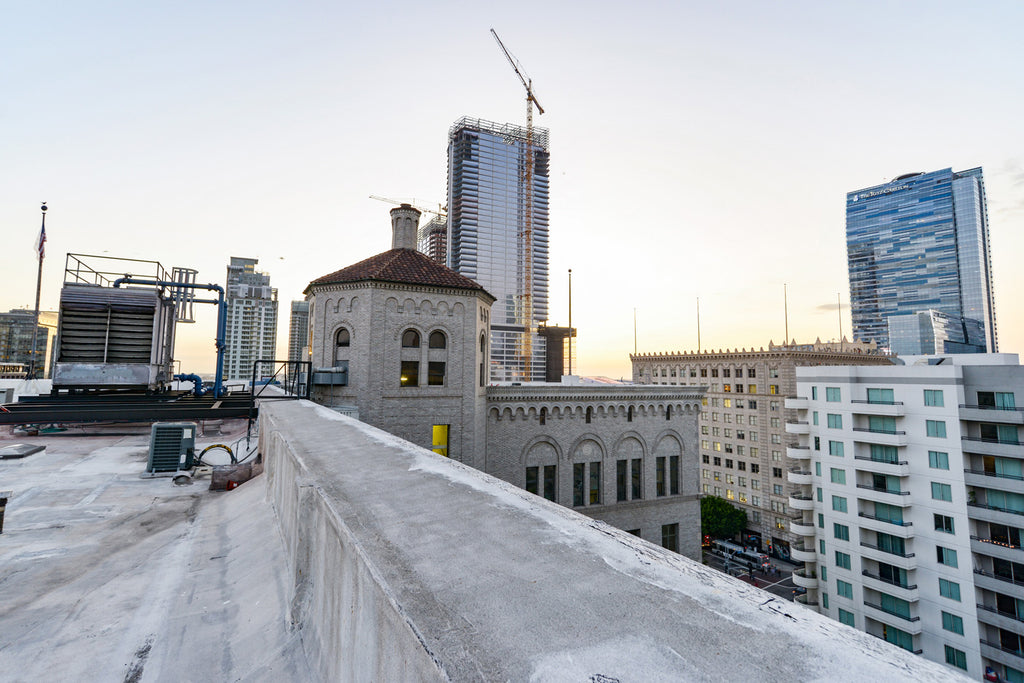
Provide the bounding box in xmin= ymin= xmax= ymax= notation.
xmin=287 ymin=300 xmax=309 ymax=364
xmin=787 ymin=355 xmax=1024 ymax=680
xmin=223 ymin=257 xmax=278 ymax=382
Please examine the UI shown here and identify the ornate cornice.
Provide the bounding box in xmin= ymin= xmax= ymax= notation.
xmin=486 ymin=385 xmax=706 ymax=403
xmin=309 ymin=280 xmax=493 ymax=303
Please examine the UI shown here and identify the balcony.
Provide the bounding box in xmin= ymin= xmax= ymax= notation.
xmin=790 ymin=518 xmax=817 ymax=536
xmin=974 ymin=568 xmax=1024 ymax=591
xmin=794 ymin=593 xmax=819 ymax=607
xmin=862 ymin=601 xmax=921 ymax=631
xmin=962 ymin=436 xmax=1023 ymax=458
xmin=855 ymin=483 xmax=912 ymax=505
xmin=787 ymin=445 xmax=812 ymax=461
xmin=964 ymin=468 xmax=1024 ymax=496
xmin=857 ymin=512 xmax=912 ymax=537
xmin=850 ymin=399 xmax=905 ymax=418
xmin=792 ymin=568 xmax=818 ymax=590
xmin=785 ymin=396 xmax=809 ymax=410
xmin=960 ymin=404 xmax=1024 ymax=425
xmin=786 ymin=421 xmax=810 ymax=435
xmin=853 ymin=455 xmax=909 ymax=477
xmin=979 ymin=639 xmax=1024 ymax=663
xmin=787 ymin=467 xmax=813 ymax=486
xmin=976 ymin=602 xmax=1024 ymax=632
xmin=971 ymin=535 xmax=1024 ymax=562
xmin=861 ymin=569 xmax=917 ymax=593
xmin=790 ymin=542 xmax=817 ymax=563
xmin=852 ymin=427 xmax=908 ymax=447
xmin=788 ymin=493 xmax=815 ymax=511
xmin=860 ymin=542 xmax=916 ymax=570
xmin=968 ymin=501 xmax=1024 ymax=526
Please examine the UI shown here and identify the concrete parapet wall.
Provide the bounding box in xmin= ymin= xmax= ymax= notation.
xmin=260 ymin=399 xmax=968 ymax=682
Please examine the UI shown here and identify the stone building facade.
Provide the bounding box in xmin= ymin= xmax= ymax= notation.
xmin=632 ymin=340 xmax=893 ymax=559
xmin=304 ymin=206 xmax=704 ymax=561
xmin=486 ymin=384 xmax=704 ymax=558
xmin=304 ymin=205 xmax=495 ymax=468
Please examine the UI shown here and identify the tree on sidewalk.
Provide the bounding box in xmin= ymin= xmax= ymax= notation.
xmin=700 ymin=495 xmax=748 ymax=540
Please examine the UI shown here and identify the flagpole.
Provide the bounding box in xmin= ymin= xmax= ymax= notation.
xmin=30 ymin=203 xmax=47 ymax=380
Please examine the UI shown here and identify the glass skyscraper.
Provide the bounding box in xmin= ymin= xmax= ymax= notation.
xmin=447 ymin=116 xmax=550 ymax=382
xmin=846 ymin=167 xmax=997 ymax=354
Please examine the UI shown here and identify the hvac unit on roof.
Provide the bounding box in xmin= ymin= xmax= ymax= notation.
xmin=146 ymin=422 xmax=196 ymax=475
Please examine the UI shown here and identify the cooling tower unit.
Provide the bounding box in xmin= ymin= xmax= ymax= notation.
xmin=146 ymin=422 xmax=196 ymax=474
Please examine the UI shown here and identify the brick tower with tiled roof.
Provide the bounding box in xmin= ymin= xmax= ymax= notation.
xmin=304 ymin=205 xmax=494 ymax=468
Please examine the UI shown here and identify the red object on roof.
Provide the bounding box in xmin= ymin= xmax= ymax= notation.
xmin=305 ymin=248 xmax=493 ymax=299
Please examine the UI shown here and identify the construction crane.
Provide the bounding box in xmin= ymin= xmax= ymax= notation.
xmin=368 ymin=195 xmax=447 ymax=218
xmin=490 ymin=28 xmax=543 ymax=382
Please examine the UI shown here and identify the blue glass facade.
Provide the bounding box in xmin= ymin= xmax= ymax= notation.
xmin=846 ymin=167 xmax=997 ymax=354
xmin=447 ymin=117 xmax=550 ymax=382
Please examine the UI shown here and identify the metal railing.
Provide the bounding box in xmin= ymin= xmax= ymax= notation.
xmin=968 ymin=501 xmax=1024 ymax=518
xmin=853 ymin=427 xmax=906 ymax=436
xmin=863 ymin=600 xmax=919 ymax=622
xmin=861 ymin=569 xmax=916 ymax=590
xmin=858 ymin=512 xmax=912 ymax=527
xmin=860 ymin=541 xmax=914 ymax=558
xmin=852 ymin=399 xmax=903 ymax=406
xmin=854 ymin=454 xmax=909 ymax=466
xmin=964 ymin=468 xmax=1024 ymax=482
xmin=250 ymin=359 xmax=312 ymax=401
xmin=976 ymin=603 xmax=1024 ymax=624
xmin=856 ymin=483 xmax=911 ymax=496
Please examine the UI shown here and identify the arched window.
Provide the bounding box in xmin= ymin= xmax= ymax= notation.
xmin=402 ymin=329 xmax=420 ymax=348
xmin=429 ymin=330 xmax=447 ymax=348
xmin=336 ymin=328 xmax=350 ymax=347
xmin=539 ymin=407 xmax=547 ymax=425
xmin=586 ymin=406 xmax=592 ymax=424
xmin=627 ymin=406 xmax=634 ymax=422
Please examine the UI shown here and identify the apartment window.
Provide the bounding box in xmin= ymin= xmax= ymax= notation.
xmin=826 ymin=387 xmax=841 ymax=402
xmin=700 ymin=369 xmax=707 ymax=377
xmin=866 ymin=388 xmax=894 ymax=404
xmin=725 ymin=459 xmax=734 ymax=469
xmin=834 ymin=551 xmax=851 ymax=570
xmin=427 ymin=361 xmax=446 ymax=386
xmin=656 ymin=457 xmax=666 ymax=497
xmin=590 ymin=462 xmax=601 ymax=504
xmin=574 ymin=464 xmax=585 ymax=506
xmin=773 ymin=483 xmax=783 ymax=495
xmin=820 ymin=539 xmax=826 ymax=554
xmin=934 ymin=514 xmax=955 ymax=534
xmin=931 ymin=482 xmax=953 ymax=502
xmin=702 ymin=454 xmax=710 ymax=464
xmin=941 ymin=611 xmax=964 ymax=635
xmin=832 ymin=495 xmax=847 ymax=513
xmin=542 ymin=465 xmax=556 ymax=501
xmin=586 ymin=406 xmax=592 ymax=424
xmin=838 ymin=609 xmax=855 ymax=627
xmin=830 ymin=468 xmax=846 ymax=485
xmin=834 ymin=523 xmax=849 ymax=541
xmin=814 ymin=436 xmax=820 ymax=451
xmin=770 ymin=434 xmax=781 ymax=444
xmin=670 ymin=455 xmax=680 ymax=495
xmin=815 ymin=462 xmax=821 ymax=477
xmin=821 ymin=566 xmax=827 ymax=581
xmin=812 ymin=411 xmax=819 ymax=426
xmin=771 ymin=466 xmax=782 ymax=478
xmin=923 ymin=389 xmax=944 ymax=407
xmin=812 ymin=386 xmax=818 ymax=400
xmin=702 ymin=469 xmax=710 ymax=479
xmin=737 ymin=461 xmax=746 ymax=471
xmin=836 ymin=579 xmax=853 ymax=599
xmin=939 ymin=578 xmax=961 ymax=601
xmin=738 ymin=476 xmax=746 ymax=487
xmin=926 ymin=420 xmax=947 ymax=438
xmin=870 ymin=444 xmax=898 ymax=464
xmin=818 ymin=513 xmax=824 ymax=528
xmin=770 ymin=401 xmax=779 ymax=411
xmin=769 ymin=367 xmax=779 ymax=378
xmin=400 ymin=360 xmax=419 ymax=387
xmin=937 ymin=546 xmax=958 ymax=568
xmin=944 ymin=646 xmax=967 ymax=671
xmin=750 ymin=464 xmax=760 ymax=474
xmin=749 ymin=400 xmax=757 ymax=409
xmin=713 ymin=456 xmax=721 ymax=465
xmin=432 ymin=424 xmax=449 ymax=456
xmin=770 ymin=417 xmax=781 ymax=428
xmin=749 ymin=415 xmax=757 ymax=426
xmin=928 ymin=451 xmax=949 ymax=470
xmin=828 ymin=440 xmax=844 ymax=457
xmin=751 ymin=497 xmax=760 ymax=508
xmin=724 ymin=384 xmax=731 ymax=393
xmin=827 ymin=414 xmax=843 ymax=429
xmin=662 ymin=523 xmax=679 ymax=553
xmin=769 ymin=384 xmax=779 ymax=395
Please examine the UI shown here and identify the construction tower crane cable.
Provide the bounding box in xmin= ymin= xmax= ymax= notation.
xmin=490 ymin=28 xmax=543 ymax=381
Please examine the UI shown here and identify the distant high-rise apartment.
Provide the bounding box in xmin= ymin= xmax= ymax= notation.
xmin=447 ymin=116 xmax=550 ymax=382
xmin=223 ymin=257 xmax=278 ymax=382
xmin=0 ymin=309 xmax=58 ymax=378
xmin=632 ymin=340 xmax=893 ymax=559
xmin=847 ymin=167 xmax=997 ymax=355
xmin=287 ymin=300 xmax=309 ymax=363
xmin=787 ymin=355 xmax=1024 ymax=679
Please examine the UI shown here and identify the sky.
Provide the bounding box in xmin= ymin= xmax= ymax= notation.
xmin=3 ymin=1 xmax=1023 ymax=380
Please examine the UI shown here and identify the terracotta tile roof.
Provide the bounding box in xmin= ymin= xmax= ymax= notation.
xmin=305 ymin=248 xmax=493 ymax=299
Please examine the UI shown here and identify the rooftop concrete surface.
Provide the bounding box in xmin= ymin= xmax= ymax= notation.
xmin=261 ymin=400 xmax=970 ymax=682
xmin=0 ymin=423 xmax=310 ymax=682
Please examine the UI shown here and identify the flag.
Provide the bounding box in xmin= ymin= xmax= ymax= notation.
xmin=35 ymin=222 xmax=46 ymax=260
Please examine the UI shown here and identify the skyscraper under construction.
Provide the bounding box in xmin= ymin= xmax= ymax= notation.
xmin=446 ymin=116 xmax=550 ymax=383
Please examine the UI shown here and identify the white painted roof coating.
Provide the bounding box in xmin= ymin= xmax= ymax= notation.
xmin=0 ymin=404 xmax=970 ymax=682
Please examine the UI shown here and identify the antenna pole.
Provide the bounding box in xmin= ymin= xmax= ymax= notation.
xmin=30 ymin=203 xmax=47 ymax=380
xmin=784 ymin=283 xmax=789 ymax=346
xmin=567 ymin=268 xmax=572 ymax=377
xmin=696 ymin=297 xmax=701 ymax=352
xmin=633 ymin=308 xmax=637 ymax=355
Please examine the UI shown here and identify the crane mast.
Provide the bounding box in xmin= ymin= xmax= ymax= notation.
xmin=490 ymin=28 xmax=543 ymax=382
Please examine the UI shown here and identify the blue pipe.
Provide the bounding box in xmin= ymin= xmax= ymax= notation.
xmin=174 ymin=373 xmax=206 ymax=397
xmin=114 ymin=277 xmax=227 ymax=398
